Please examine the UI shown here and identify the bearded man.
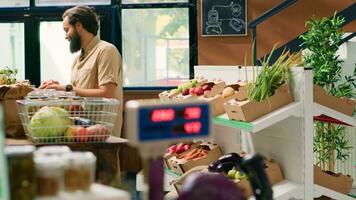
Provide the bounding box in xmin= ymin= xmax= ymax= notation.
xmin=40 ymin=5 xmax=123 ymax=137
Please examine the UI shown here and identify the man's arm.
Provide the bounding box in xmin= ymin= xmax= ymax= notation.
xmin=46 ymin=82 xmax=117 ymax=98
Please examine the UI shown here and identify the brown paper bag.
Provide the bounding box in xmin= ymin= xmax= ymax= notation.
xmin=0 ymin=83 xmax=33 ymax=137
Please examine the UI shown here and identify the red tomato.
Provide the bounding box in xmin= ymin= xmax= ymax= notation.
xmin=75 ymin=127 xmax=88 ymax=142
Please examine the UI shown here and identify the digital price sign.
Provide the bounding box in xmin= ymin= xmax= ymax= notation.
xmin=125 ymin=100 xmax=211 ymax=143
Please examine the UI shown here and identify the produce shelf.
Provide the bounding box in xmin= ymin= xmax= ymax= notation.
xmin=313 ymin=103 xmax=356 ymax=127
xmin=248 ymin=180 xmax=302 ymax=200
xmin=213 ymin=102 xmax=301 ymax=133
xmin=314 ymin=184 xmax=355 ymax=200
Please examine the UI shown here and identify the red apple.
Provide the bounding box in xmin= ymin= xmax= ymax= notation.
xmin=168 ymin=144 xmax=177 ymax=153
xmin=181 ymin=88 xmax=190 ymax=96
xmin=183 ymin=144 xmax=191 ymax=151
xmin=194 ymin=86 xmax=204 ymax=96
xmin=189 ymin=87 xmax=196 ymax=94
xmin=176 ymin=143 xmax=186 ymax=153
xmin=202 ymin=84 xmax=212 ymax=91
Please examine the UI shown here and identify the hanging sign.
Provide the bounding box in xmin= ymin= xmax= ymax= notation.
xmin=201 ymin=0 xmax=247 ymax=36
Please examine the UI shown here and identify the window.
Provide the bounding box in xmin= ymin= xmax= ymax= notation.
xmin=35 ymin=0 xmax=110 ymax=7
xmin=0 ymin=1 xmax=196 ymax=89
xmin=40 ymin=21 xmax=77 ymax=85
xmin=0 ymin=0 xmax=28 ymax=7
xmin=122 ymin=7 xmax=190 ymax=87
xmin=0 ymin=23 xmax=25 ymax=80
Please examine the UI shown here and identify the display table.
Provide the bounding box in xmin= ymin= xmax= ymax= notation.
xmin=35 ymin=183 xmax=130 ymax=200
xmin=5 ymin=136 xmax=128 ymax=184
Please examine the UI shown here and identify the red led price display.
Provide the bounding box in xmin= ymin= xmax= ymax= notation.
xmin=151 ymin=108 xmax=175 ymax=122
xmin=184 ymin=107 xmax=201 ymax=120
xmin=184 ymin=121 xmax=202 ymax=134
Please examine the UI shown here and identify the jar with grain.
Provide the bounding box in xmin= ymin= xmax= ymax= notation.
xmin=63 ymin=152 xmax=96 ymax=192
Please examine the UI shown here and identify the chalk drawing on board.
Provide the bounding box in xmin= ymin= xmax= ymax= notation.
xmin=203 ymin=0 xmax=247 ymax=36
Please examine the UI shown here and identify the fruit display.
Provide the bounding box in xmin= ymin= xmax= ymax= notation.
xmin=158 ymin=78 xmax=253 ymax=117
xmin=159 ymin=78 xmax=208 ymax=100
xmin=173 ymin=79 xmax=226 ymax=101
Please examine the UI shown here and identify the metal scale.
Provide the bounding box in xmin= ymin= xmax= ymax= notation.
xmin=125 ymin=99 xmax=272 ymax=200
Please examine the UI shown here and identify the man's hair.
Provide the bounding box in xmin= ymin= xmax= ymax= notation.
xmin=62 ymin=5 xmax=99 ymax=35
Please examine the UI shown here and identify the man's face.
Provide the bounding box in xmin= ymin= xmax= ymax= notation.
xmin=63 ymin=16 xmax=81 ymax=53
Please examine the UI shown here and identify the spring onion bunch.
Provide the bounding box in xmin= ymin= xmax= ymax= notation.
xmin=248 ymin=47 xmax=301 ymax=102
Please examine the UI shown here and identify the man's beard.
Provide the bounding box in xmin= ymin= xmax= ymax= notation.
xmin=69 ymin=30 xmax=81 ymax=53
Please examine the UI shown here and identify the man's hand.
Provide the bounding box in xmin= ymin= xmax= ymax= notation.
xmin=45 ymin=84 xmax=65 ymax=91
xmin=39 ymin=80 xmax=60 ymax=89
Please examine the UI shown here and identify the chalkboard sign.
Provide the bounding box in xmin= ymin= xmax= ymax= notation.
xmin=201 ymin=0 xmax=247 ymax=36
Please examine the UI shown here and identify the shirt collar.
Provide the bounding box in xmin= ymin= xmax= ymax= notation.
xmin=80 ymin=36 xmax=99 ymax=60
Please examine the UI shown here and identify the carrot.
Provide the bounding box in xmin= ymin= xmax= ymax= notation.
xmin=180 ymin=149 xmax=197 ymax=159
xmin=184 ymin=151 xmax=201 ymax=160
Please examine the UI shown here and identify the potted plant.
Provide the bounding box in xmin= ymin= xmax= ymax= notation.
xmin=300 ymin=14 xmax=355 ymax=172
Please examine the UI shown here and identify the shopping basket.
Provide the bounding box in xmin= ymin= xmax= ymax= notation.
xmin=17 ymin=97 xmax=119 ymax=144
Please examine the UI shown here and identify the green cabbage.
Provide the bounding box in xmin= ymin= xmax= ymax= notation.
xmin=29 ymin=106 xmax=71 ymax=137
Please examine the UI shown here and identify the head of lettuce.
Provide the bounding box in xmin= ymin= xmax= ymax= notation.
xmin=29 ymin=106 xmax=72 ymax=138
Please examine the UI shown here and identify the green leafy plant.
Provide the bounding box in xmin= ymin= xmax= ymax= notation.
xmin=247 ymin=46 xmax=301 ymax=102
xmin=300 ymin=13 xmax=355 ymax=172
xmin=0 ymin=66 xmax=18 ymax=85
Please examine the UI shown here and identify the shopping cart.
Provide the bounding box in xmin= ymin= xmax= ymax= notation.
xmin=17 ymin=97 xmax=119 ymax=144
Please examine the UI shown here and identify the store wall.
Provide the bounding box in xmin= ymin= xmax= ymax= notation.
xmin=198 ymin=0 xmax=356 ymax=65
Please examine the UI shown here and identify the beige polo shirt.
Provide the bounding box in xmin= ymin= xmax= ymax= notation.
xmin=70 ymin=36 xmax=123 ymax=137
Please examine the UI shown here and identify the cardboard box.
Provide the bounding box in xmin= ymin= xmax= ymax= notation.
xmin=314 ymin=165 xmax=353 ymax=194
xmin=203 ymin=80 xmax=226 ymax=98
xmin=172 ymin=158 xmax=284 ymax=198
xmin=313 ymin=85 xmax=356 ymax=116
xmin=168 ymin=141 xmax=222 ymax=175
xmin=224 ymin=83 xmax=294 ymax=122
xmin=233 ymin=158 xmax=284 ymax=198
xmin=158 ymin=90 xmax=180 ymax=101
xmin=225 ymin=82 xmax=249 ymax=101
xmin=200 ymin=94 xmax=225 ymax=117
xmin=163 ymin=141 xmax=202 ymax=169
xmin=172 ymin=165 xmax=209 ymax=194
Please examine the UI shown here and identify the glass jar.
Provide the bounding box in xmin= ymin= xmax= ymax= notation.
xmin=34 ymin=155 xmax=63 ymax=197
xmin=5 ymin=145 xmax=36 ymax=200
xmin=63 ymin=152 xmax=96 ymax=192
xmin=35 ymin=145 xmax=71 ymax=158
